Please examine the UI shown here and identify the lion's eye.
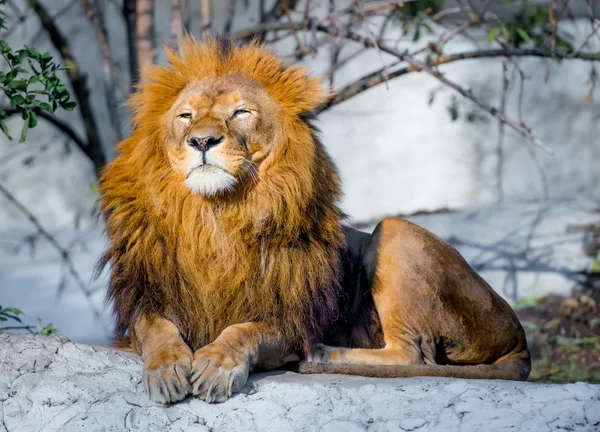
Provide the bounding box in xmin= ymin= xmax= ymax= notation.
xmin=178 ymin=112 xmax=192 ymax=120
xmin=232 ymin=109 xmax=251 ymax=118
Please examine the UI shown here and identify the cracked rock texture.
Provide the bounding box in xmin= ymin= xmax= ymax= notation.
xmin=1 ymin=334 xmax=599 ymax=432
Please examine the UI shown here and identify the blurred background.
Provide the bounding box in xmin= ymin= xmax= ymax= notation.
xmin=0 ymin=0 xmax=598 ymax=383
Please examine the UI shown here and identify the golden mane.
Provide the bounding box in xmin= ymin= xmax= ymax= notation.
xmin=98 ymin=37 xmax=345 ymax=354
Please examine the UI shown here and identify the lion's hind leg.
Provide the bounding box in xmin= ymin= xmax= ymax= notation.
xmin=307 ymin=219 xmax=435 ymax=368
xmin=303 ymin=218 xmax=531 ymax=381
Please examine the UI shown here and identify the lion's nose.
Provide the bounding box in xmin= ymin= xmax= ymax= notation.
xmin=188 ymin=135 xmax=224 ymax=152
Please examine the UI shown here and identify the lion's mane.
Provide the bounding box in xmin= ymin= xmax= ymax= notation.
xmin=98 ymin=38 xmax=345 ymax=354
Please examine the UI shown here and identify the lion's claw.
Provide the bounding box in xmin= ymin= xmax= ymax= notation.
xmin=191 ymin=343 xmax=249 ymax=403
xmin=143 ymin=343 xmax=193 ymax=404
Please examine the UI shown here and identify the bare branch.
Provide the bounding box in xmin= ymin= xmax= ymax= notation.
xmin=267 ymin=0 xmax=299 ymax=22
xmin=0 ymin=107 xmax=90 ymax=160
xmin=80 ymin=0 xmax=129 ymax=98
xmin=0 ymin=182 xmax=107 ymax=329
xmin=122 ymin=0 xmax=138 ymax=92
xmin=0 ymin=325 xmax=36 ymax=332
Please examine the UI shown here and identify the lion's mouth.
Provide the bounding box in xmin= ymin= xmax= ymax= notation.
xmin=188 ymin=163 xmax=221 ymax=175
xmin=187 ymin=161 xmax=227 ymax=178
xmin=185 ymin=162 xmax=238 ymax=196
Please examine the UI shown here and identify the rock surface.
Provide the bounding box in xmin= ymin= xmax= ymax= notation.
xmin=1 ymin=334 xmax=599 ymax=432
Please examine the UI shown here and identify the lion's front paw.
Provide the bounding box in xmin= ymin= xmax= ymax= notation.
xmin=143 ymin=342 xmax=193 ymax=404
xmin=191 ymin=342 xmax=249 ymax=403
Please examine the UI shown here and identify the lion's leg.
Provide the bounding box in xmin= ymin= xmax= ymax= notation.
xmin=309 ymin=281 xmax=426 ymax=366
xmin=191 ymin=322 xmax=295 ymax=403
xmin=311 ymin=217 xmax=530 ymax=379
xmin=132 ymin=315 xmax=194 ymax=404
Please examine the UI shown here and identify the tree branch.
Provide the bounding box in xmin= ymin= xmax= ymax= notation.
xmin=312 ymin=23 xmax=600 ymax=153
xmin=122 ymin=0 xmax=138 ymax=92
xmin=80 ymin=0 xmax=129 ymax=98
xmin=27 ymin=0 xmax=106 ymax=174
xmin=0 ymin=107 xmax=90 ymax=161
xmin=0 ymin=181 xmax=107 ymax=328
xmin=267 ymin=0 xmax=299 ymax=22
xmin=318 ymin=45 xmax=600 ymax=113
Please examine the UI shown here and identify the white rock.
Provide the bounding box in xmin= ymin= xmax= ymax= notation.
xmin=1 ymin=334 xmax=599 ymax=432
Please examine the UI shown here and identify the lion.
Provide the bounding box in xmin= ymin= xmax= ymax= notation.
xmin=98 ymin=36 xmax=530 ymax=404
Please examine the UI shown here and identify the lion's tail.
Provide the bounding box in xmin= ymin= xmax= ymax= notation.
xmin=295 ymin=351 xmax=531 ymax=381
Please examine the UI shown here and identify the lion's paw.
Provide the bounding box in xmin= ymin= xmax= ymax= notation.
xmin=191 ymin=342 xmax=249 ymax=403
xmin=143 ymin=342 xmax=193 ymax=404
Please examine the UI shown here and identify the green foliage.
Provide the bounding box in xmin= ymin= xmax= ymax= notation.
xmin=0 ymin=0 xmax=76 ymax=143
xmin=393 ymin=0 xmax=442 ymax=42
xmin=513 ymin=295 xmax=548 ymax=311
xmin=487 ymin=5 xmax=573 ymax=52
xmin=39 ymin=321 xmax=60 ymax=335
xmin=0 ymin=305 xmax=23 ymax=322
xmin=0 ymin=0 xmax=5 ymax=31
xmin=0 ymin=304 xmax=60 ymax=335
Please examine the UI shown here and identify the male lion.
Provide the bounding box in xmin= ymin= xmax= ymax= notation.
xmin=98 ymin=37 xmax=530 ymax=404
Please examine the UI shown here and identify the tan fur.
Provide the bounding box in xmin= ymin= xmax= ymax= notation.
xmin=99 ymin=37 xmax=529 ymax=404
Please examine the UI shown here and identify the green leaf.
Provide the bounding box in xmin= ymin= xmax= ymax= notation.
xmin=28 ymin=111 xmax=37 ymax=128
xmin=412 ymin=26 xmax=421 ymax=42
xmin=3 ymin=307 xmax=23 ymax=315
xmin=10 ymin=94 xmax=25 ymax=107
xmin=7 ymin=79 xmax=28 ymax=91
xmin=33 ymin=100 xmax=52 ymax=111
xmin=19 ymin=121 xmax=29 ymax=143
xmin=22 ymin=45 xmax=40 ymax=60
xmin=448 ymin=106 xmax=459 ymax=121
xmin=0 ymin=40 xmax=10 ymax=53
xmin=516 ymin=28 xmax=531 ymax=42
xmin=487 ymin=27 xmax=500 ymax=43
xmin=41 ymin=323 xmax=59 ymax=335
xmin=0 ymin=121 xmax=12 ymax=140
xmin=61 ymin=101 xmax=76 ymax=111
xmin=27 ymin=59 xmax=40 ymax=75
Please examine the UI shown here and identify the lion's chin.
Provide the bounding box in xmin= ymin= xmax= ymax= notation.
xmin=185 ymin=165 xmax=238 ymax=196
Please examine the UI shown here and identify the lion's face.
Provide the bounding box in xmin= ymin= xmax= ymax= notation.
xmin=165 ymin=75 xmax=278 ymax=196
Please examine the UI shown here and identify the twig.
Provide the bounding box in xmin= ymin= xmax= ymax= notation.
xmin=313 ymin=25 xmax=600 ymax=153
xmin=0 ymin=325 xmax=36 ymax=332
xmin=495 ymin=61 xmax=509 ymax=201
xmin=318 ymin=44 xmax=600 ymax=112
xmin=0 ymin=182 xmax=107 ymax=330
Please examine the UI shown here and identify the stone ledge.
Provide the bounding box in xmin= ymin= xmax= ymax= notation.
xmin=1 ymin=334 xmax=599 ymax=431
